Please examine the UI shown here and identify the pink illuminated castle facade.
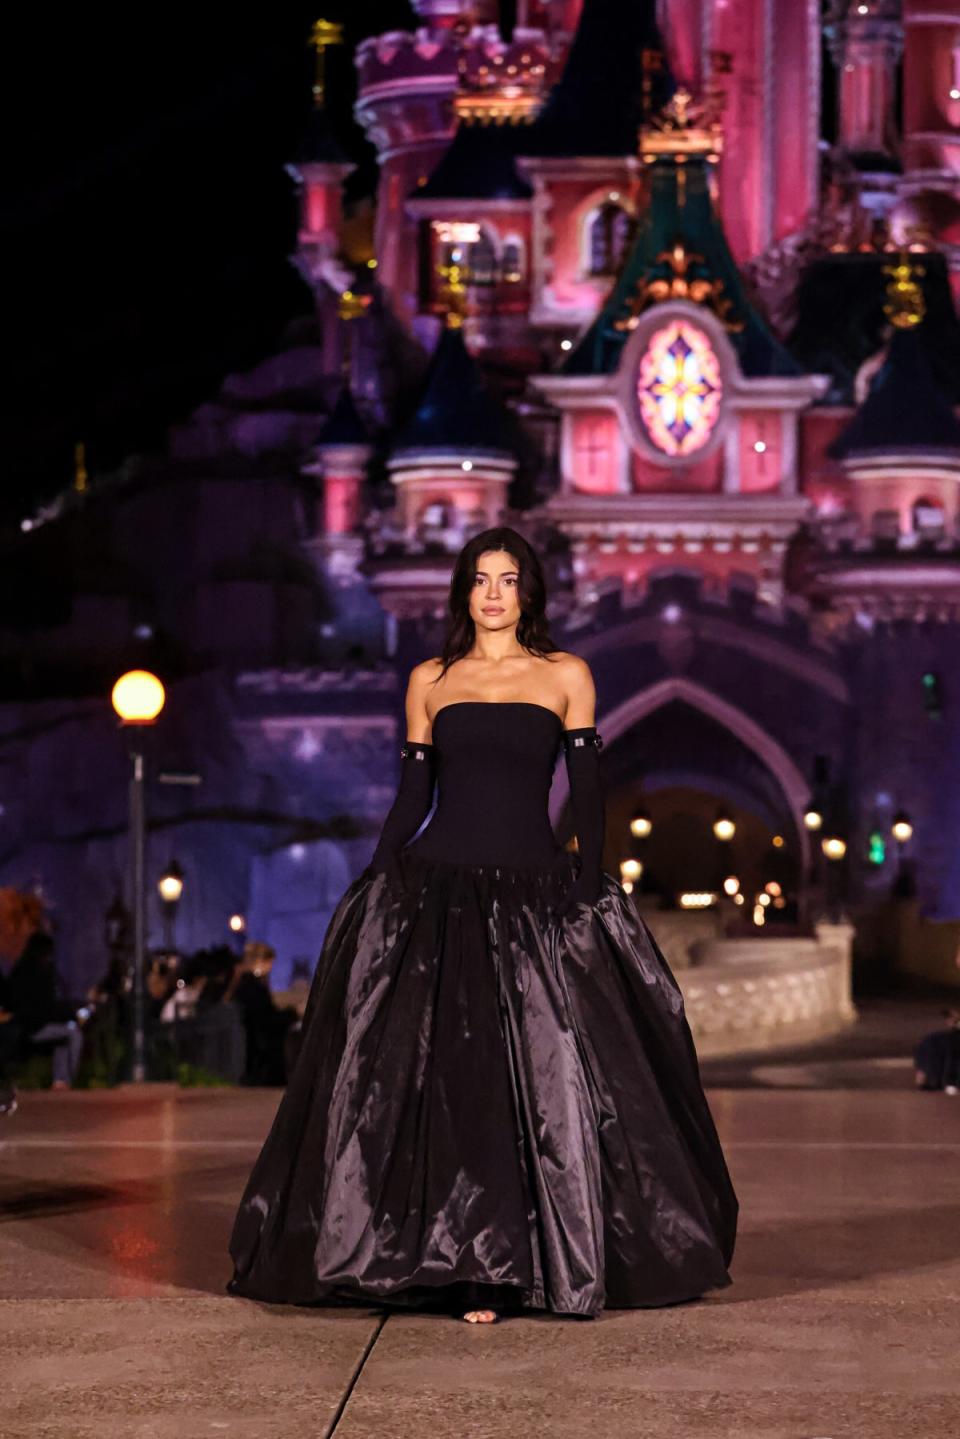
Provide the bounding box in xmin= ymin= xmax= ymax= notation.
xmin=6 ymin=2 xmax=960 ymax=1002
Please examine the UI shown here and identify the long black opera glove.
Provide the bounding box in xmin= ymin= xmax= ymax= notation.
xmin=556 ymin=726 xmax=606 ymax=918
xmin=369 ymin=739 xmax=436 ymax=886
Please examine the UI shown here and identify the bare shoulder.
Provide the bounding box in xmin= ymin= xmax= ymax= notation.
xmin=549 ymin=651 xmax=595 ymax=694
xmin=403 ymin=658 xmax=444 ymax=742
xmin=406 ymin=656 xmax=444 ymax=694
xmin=549 ymin=651 xmax=596 ymax=727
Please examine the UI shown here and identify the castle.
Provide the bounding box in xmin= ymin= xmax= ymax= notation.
xmin=4 ymin=1 xmax=960 ymax=1031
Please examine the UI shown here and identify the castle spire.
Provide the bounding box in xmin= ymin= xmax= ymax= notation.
xmin=563 ymin=87 xmax=799 ymax=379
xmin=308 ymin=18 xmax=344 ymax=111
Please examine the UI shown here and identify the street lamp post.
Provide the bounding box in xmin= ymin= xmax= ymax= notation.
xmin=111 ymin=670 xmax=166 ymax=1083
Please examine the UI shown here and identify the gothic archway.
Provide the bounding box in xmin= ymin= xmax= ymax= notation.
xmin=551 ymin=675 xmax=814 ymax=873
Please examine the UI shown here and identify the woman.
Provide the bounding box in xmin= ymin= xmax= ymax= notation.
xmin=227 ymin=527 xmax=738 ymax=1323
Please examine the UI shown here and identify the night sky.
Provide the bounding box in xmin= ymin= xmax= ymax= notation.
xmin=3 ymin=3 xmax=415 ymax=525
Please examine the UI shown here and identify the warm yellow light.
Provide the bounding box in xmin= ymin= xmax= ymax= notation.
xmin=680 ymin=892 xmax=716 ymax=908
xmin=822 ymin=835 xmax=847 ymax=860
xmin=620 ymin=857 xmax=643 ymax=881
xmin=112 ymin=670 xmax=165 ymax=724
xmin=772 ymin=834 xmax=785 ymax=848
xmin=723 ymin=875 xmax=740 ymax=895
xmin=758 ymin=892 xmax=771 ymax=906
xmin=158 ymin=863 xmax=184 ymax=904
xmin=765 ymin=880 xmax=782 ymax=896
xmin=891 ymin=812 xmax=913 ymax=843
xmin=713 ymin=814 xmax=736 ymax=841
xmin=622 ymin=879 xmax=634 ymax=895
xmin=804 ymin=809 xmax=822 ymax=830
xmin=733 ymin=892 xmax=745 ymax=905
xmin=229 ymin=913 xmax=246 ymax=934
xmin=629 ymin=812 xmax=652 ymax=838
xmin=753 ymin=904 xmax=766 ymax=925
xmin=433 ymin=220 xmax=481 ymax=244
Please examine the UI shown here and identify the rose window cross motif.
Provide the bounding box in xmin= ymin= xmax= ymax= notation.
xmin=637 ymin=320 xmax=723 ymax=457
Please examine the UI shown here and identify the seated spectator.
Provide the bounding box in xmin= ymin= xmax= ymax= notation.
xmin=8 ymin=931 xmax=85 ymax=1090
xmin=914 ymin=1008 xmax=960 ymax=1094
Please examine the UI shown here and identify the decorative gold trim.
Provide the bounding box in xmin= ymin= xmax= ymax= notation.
xmin=613 ymin=240 xmax=745 ymax=332
xmin=437 ymin=262 xmax=469 ymax=329
xmin=882 ymin=255 xmax=927 ymax=330
xmin=640 ymin=87 xmax=724 ymax=163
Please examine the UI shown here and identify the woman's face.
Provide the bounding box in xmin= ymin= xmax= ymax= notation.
xmin=468 ymin=549 xmax=521 ymax=632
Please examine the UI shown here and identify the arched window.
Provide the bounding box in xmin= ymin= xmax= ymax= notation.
xmin=469 ymin=229 xmax=497 ymax=286
xmin=500 ymin=236 xmax=524 ymax=283
xmin=587 ymin=203 xmax=631 ymax=277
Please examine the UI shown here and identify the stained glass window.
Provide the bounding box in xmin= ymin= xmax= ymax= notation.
xmin=636 ymin=320 xmax=723 ymax=457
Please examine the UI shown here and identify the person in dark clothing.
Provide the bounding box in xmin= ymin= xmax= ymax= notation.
xmin=225 ymin=942 xmax=295 ymax=1086
xmin=8 ymin=931 xmax=84 ymax=1089
xmin=0 ymin=965 xmax=19 ymax=1115
xmin=914 ymin=1008 xmax=960 ymax=1093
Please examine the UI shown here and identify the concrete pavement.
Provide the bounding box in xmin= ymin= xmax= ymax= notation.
xmin=2 ymin=997 xmax=959 ymax=1439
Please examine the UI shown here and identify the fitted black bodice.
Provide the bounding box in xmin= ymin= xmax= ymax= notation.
xmin=404 ymin=702 xmax=569 ymax=869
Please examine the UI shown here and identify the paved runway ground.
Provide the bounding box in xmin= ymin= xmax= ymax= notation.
xmin=2 ymin=997 xmax=958 ymax=1439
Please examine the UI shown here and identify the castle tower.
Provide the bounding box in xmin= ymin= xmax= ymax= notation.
xmin=531 ymin=88 xmax=827 ymax=608
xmin=656 ymin=1 xmax=824 ymax=260
xmin=287 ymin=22 xmax=355 ymax=291
xmin=405 ymin=29 xmax=552 ymax=366
xmin=362 ymin=270 xmax=518 ymax=628
xmin=354 ymin=3 xmax=558 ymax=328
xmin=824 ymin=0 xmax=904 ymax=226
xmin=387 ymin=276 xmax=518 ymax=543
xmin=899 ymin=0 xmax=960 ymax=295
xmin=822 ymin=261 xmax=960 ymax=583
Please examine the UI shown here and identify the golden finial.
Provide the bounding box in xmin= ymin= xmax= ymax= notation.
xmin=883 ymin=254 xmax=926 ymax=330
xmin=640 ymin=84 xmax=724 ymax=164
xmin=74 ymin=441 xmax=88 ymax=494
xmin=309 ymin=19 xmax=344 ymax=109
xmin=438 ymin=262 xmax=468 ymax=329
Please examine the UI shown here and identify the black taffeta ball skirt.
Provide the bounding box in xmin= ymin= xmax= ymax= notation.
xmin=226 ymin=850 xmax=738 ymax=1317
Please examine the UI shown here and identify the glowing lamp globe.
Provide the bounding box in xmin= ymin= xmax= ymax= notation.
xmin=803 ymin=809 xmax=823 ymax=831
xmin=629 ymin=811 xmax=652 ymax=839
xmin=620 ymin=858 xmax=643 ymax=882
xmin=158 ymin=861 xmax=185 ymax=905
xmin=891 ymin=812 xmax=913 ymax=843
xmin=713 ymin=812 xmax=736 ymax=841
xmin=821 ymin=835 xmax=847 ymax=861
xmin=229 ymin=914 xmax=247 ymax=934
xmin=112 ymin=670 xmax=165 ymax=725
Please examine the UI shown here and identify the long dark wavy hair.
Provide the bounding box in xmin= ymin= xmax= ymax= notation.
xmin=431 ymin=527 xmax=561 ymax=683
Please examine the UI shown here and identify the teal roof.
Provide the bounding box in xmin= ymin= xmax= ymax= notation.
xmin=564 ymin=156 xmax=801 ymax=379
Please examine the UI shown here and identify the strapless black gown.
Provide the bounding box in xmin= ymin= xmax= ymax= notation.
xmin=227 ymin=702 xmax=738 ymax=1317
